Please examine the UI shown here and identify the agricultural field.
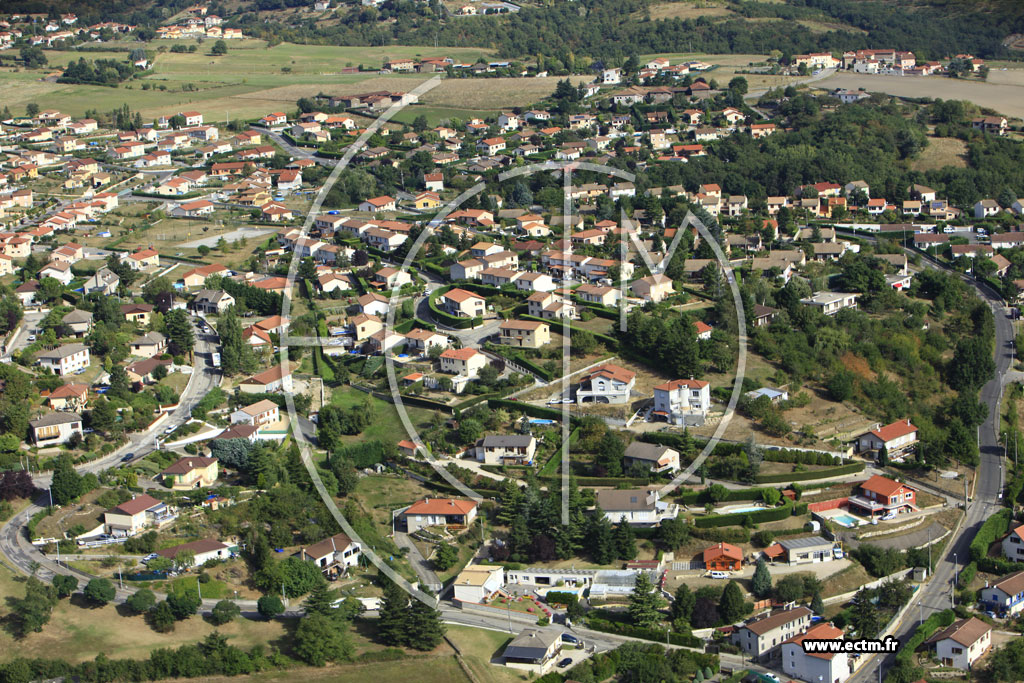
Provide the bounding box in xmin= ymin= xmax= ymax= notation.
xmin=818 ymin=71 xmax=1024 ymax=119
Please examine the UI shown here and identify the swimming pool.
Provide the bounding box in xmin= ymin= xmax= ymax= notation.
xmin=727 ymin=506 xmax=764 ymax=514
xmin=833 ymin=514 xmax=861 ymax=527
xmin=528 ymin=418 xmax=556 ymax=425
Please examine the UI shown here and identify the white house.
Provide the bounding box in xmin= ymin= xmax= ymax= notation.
xmin=856 ymin=419 xmax=917 ymax=458
xmin=782 ymin=622 xmax=849 ymax=683
xmin=29 ymin=412 xmax=83 ymax=445
xmin=475 ymin=434 xmax=537 ymax=465
xmin=732 ymin=607 xmax=813 ymax=659
xmin=453 ymin=565 xmax=505 ymax=605
xmin=926 ymin=617 xmax=991 ymax=670
xmin=800 ymin=291 xmax=859 ymax=315
xmin=297 ymin=532 xmax=362 ymax=577
xmin=653 ymin=378 xmax=710 ymax=424
xmin=399 ymin=497 xmax=478 ymax=533
xmin=154 ymin=539 xmax=231 ymax=568
xmin=1003 ymin=523 xmax=1024 ymax=562
xmin=575 ymin=363 xmax=635 ymax=405
xmin=36 ymin=343 xmax=89 ymax=376
xmin=981 ymin=570 xmax=1024 ymax=618
xmin=229 ymin=398 xmax=280 ymax=427
xmin=595 ymin=488 xmax=678 ymax=526
xmin=439 ymin=347 xmax=488 ymax=378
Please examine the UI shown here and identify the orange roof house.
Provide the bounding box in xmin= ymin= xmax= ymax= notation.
xmin=703 ymin=542 xmax=743 ymax=571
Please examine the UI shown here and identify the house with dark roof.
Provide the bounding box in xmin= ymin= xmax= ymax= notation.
xmin=296 ymin=532 xmax=361 ymax=576
xmin=29 ymin=411 xmax=82 ymax=445
xmin=502 ymin=628 xmax=562 ymax=674
xmin=732 ymin=606 xmax=813 ymax=659
xmin=595 ymin=488 xmax=678 ymax=526
xmin=623 ymin=442 xmax=680 ymax=473
xmin=980 ymin=570 xmax=1024 ymax=618
xmin=773 ymin=536 xmax=836 ymax=565
xmin=398 ymin=497 xmax=479 ymax=532
xmin=926 ymin=617 xmax=991 ymax=670
xmin=474 ymin=434 xmax=536 ymax=465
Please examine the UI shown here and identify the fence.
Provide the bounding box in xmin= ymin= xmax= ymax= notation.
xmin=808 ymin=497 xmax=849 ymax=513
xmin=671 ymin=561 xmax=705 ymax=571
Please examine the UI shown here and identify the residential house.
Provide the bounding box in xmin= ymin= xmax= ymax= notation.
xmin=439 ymin=347 xmax=488 ymax=378
xmin=703 ymin=542 xmax=743 ymax=571
xmin=104 ymin=494 xmax=175 ymax=536
xmin=129 ymin=331 xmax=167 ymax=357
xmin=61 ymin=309 xmax=93 ymax=337
xmin=160 ymin=457 xmax=219 ymax=490
xmin=800 ymin=291 xmax=859 ymax=315
xmin=782 ymin=622 xmax=850 ymax=683
xmin=623 ymin=442 xmax=680 ymax=473
xmin=631 ymin=275 xmax=674 ymax=303
xmin=498 ymin=319 xmax=550 ymax=349
xmin=45 ymin=383 xmax=88 ymax=411
xmin=297 ymin=532 xmax=362 ymax=577
xmin=29 ymin=411 xmax=83 ymax=445
xmin=84 ymin=267 xmax=119 ymax=295
xmin=595 ymin=488 xmax=678 ymax=526
xmin=981 ymin=571 xmax=1024 ymax=618
xmin=453 ymin=565 xmax=505 ymax=605
xmin=154 ymin=539 xmax=230 ymax=567
xmin=731 ymin=607 xmax=813 ymax=659
xmin=359 ymin=195 xmax=397 ymax=213
xmin=926 ymin=618 xmax=992 ymax=670
xmin=441 ymin=288 xmax=486 ymax=317
xmin=192 ymin=289 xmax=234 ymax=314
xmin=239 ymin=363 xmax=293 ymax=393
xmin=125 ymin=248 xmax=160 ymax=270
xmin=774 ymin=536 xmax=836 ymax=565
xmin=857 ymin=419 xmax=918 ymax=459
xmin=576 ymin=363 xmax=636 ymax=405
xmin=974 ymin=199 xmax=1001 ymax=219
xmin=972 ymin=116 xmax=1008 ymax=136
xmin=503 ymin=628 xmax=562 ymax=675
xmin=125 ymin=356 xmax=172 ymax=384
xmin=230 ymin=398 xmax=280 ymax=427
xmin=652 ymin=378 xmax=711 ymax=424
xmin=475 ymin=434 xmax=537 ymax=465
xmin=400 ymin=498 xmax=479 ymax=533
xmin=36 ymin=343 xmax=89 ymax=376
xmin=847 ymin=475 xmax=917 ymax=519
xmin=1002 ymin=523 xmax=1024 ymax=563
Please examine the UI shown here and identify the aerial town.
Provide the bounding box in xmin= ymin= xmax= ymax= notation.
xmin=0 ymin=1 xmax=1022 ymax=683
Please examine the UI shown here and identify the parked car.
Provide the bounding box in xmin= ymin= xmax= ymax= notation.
xmin=561 ymin=633 xmax=579 ymax=644
xmin=708 ymin=571 xmax=729 ymax=579
xmin=882 ymin=511 xmax=897 ymax=521
xmin=164 ymin=425 xmax=177 ymax=435
xmin=557 ymin=658 xmax=573 ymax=669
xmin=833 ymin=547 xmax=844 ymax=559
xmin=142 ymin=553 xmax=159 ymax=563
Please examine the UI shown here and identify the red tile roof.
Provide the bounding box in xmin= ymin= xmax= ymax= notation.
xmin=860 ymin=474 xmax=912 ymax=498
xmin=783 ymin=622 xmax=844 ymax=659
xmin=703 ymin=542 xmax=742 ymax=563
xmin=870 ymin=419 xmax=917 ymax=444
xmin=404 ymin=498 xmax=478 ymax=516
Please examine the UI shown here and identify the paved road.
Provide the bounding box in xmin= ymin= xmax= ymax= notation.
xmin=848 ymin=249 xmax=1012 ymax=683
xmin=2 ymin=309 xmax=46 ymax=360
xmin=839 ymin=521 xmax=947 ymax=551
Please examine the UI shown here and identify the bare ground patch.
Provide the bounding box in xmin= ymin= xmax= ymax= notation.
xmin=911 ymin=137 xmax=969 ymax=172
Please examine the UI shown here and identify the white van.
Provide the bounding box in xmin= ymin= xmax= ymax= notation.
xmin=708 ymin=571 xmax=729 ymax=579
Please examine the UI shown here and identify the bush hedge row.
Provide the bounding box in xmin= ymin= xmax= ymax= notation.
xmin=694 ymin=500 xmax=793 ymax=528
xmin=970 ymin=508 xmax=1011 ymax=562
xmin=754 ymin=462 xmax=864 ymax=484
xmin=895 ymin=608 xmax=955 ymax=663
xmin=585 ymin=617 xmax=704 ymax=648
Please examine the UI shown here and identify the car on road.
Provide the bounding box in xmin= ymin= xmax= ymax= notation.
xmin=27 ymin=334 xmax=35 ymax=342
xmin=561 ymin=633 xmax=579 ymax=644
xmin=557 ymin=658 xmax=573 ymax=669
xmin=142 ymin=553 xmax=159 ymax=563
xmin=164 ymin=425 xmax=177 ymax=435
xmin=758 ymin=674 xmax=781 ymax=683
xmin=121 ymin=452 xmax=135 ymax=463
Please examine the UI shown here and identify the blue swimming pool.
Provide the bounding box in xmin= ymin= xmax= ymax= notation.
xmin=529 ymin=418 xmax=556 ymax=424
xmin=727 ymin=506 xmax=764 ymax=514
xmin=833 ymin=514 xmax=861 ymax=527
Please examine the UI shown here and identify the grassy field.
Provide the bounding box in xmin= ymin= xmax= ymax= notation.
xmin=819 ymin=72 xmax=1024 ymax=119
xmin=189 ymin=656 xmax=472 ymax=683
xmin=327 ymin=385 xmax=436 ymax=448
xmin=911 ymin=136 xmax=969 ymax=172
xmin=445 ymin=625 xmax=529 ymax=683
xmin=0 ymin=42 xmax=491 ymax=120
xmin=643 ymin=2 xmax=736 ymax=21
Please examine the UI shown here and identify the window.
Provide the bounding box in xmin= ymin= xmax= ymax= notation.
xmin=952 ymin=647 xmax=963 ymax=654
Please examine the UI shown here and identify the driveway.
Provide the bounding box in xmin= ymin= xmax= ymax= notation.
xmin=392 ymin=531 xmax=442 ymax=593
xmin=838 ymin=521 xmax=947 ymax=551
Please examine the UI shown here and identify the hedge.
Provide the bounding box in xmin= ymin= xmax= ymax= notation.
xmin=487 ymin=398 xmax=574 ymax=422
xmin=895 ymin=608 xmax=955 ymax=663
xmin=677 ymin=487 xmax=775 ymax=506
xmin=573 ymin=300 xmax=620 ymax=320
xmin=427 ymin=288 xmax=483 ymax=329
xmin=970 ymin=508 xmax=1011 ymax=562
xmin=978 ymin=556 xmax=1024 ymax=576
xmin=585 ymin=617 xmax=705 ymax=649
xmin=541 ymin=475 xmax=655 ymax=487
xmin=691 ymin=527 xmax=750 ymax=543
xmin=754 ymin=462 xmax=864 ymax=484
xmin=694 ymin=501 xmax=793 ymax=528
xmin=957 ymin=562 xmax=977 ymax=589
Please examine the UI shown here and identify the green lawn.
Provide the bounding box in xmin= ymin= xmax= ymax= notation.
xmin=445 ymin=625 xmax=528 ymax=683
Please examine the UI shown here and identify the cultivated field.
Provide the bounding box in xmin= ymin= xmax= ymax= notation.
xmin=819 ymin=71 xmax=1024 ymax=119
xmin=644 ymin=1 xmax=736 ymax=21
